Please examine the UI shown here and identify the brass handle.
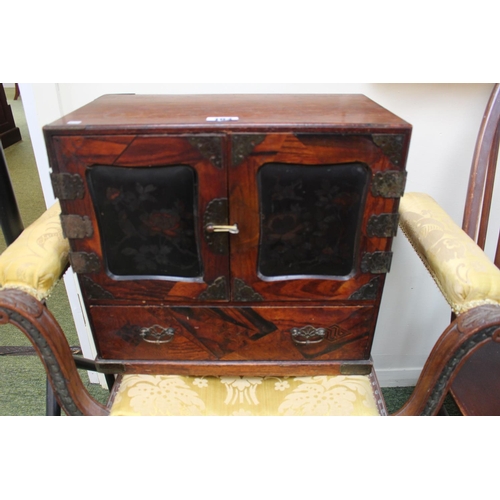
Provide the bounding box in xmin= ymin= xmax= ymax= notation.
xmin=140 ymin=325 xmax=175 ymax=344
xmin=291 ymin=326 xmax=327 ymax=345
xmin=205 ymin=223 xmax=239 ymax=234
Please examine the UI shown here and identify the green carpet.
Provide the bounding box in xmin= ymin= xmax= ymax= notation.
xmin=0 ymin=85 xmax=461 ymax=416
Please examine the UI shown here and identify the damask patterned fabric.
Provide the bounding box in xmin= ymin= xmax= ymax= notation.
xmin=110 ymin=374 xmax=384 ymax=416
xmin=0 ymin=202 xmax=69 ymax=300
xmin=399 ymin=192 xmax=500 ymax=314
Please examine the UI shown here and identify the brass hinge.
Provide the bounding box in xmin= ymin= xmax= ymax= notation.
xmin=367 ymin=213 xmax=399 ymax=238
xmin=361 ymin=252 xmax=393 ymax=274
xmin=371 ymin=171 xmax=407 ymax=198
xmin=69 ymin=252 xmax=100 ymax=274
xmin=60 ymin=215 xmax=93 ymax=239
xmin=51 ymin=173 xmax=85 ymax=200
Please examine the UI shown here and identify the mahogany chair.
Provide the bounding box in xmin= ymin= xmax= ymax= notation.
xmin=397 ymin=83 xmax=500 ymax=415
xmin=449 ymin=84 xmax=500 ymax=415
xmin=0 ymin=142 xmax=60 ymax=416
xmin=1 ymin=91 xmax=499 ymax=416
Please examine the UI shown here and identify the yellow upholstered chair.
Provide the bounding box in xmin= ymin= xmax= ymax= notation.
xmin=0 ymin=201 xmax=69 ymax=301
xmin=398 ymin=84 xmax=500 ymax=415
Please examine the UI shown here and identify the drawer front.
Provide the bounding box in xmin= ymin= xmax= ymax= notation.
xmin=89 ymin=305 xmax=375 ymax=362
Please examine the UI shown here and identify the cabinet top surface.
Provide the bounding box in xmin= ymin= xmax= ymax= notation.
xmin=44 ymin=94 xmax=411 ymax=132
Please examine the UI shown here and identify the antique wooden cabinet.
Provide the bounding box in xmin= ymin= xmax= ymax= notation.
xmin=44 ymin=94 xmax=411 ymax=377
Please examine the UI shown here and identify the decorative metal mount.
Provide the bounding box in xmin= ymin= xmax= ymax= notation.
xmin=291 ymin=326 xmax=327 ymax=345
xmin=51 ymin=173 xmax=85 ymax=200
xmin=203 ymin=198 xmax=229 ymax=255
xmin=140 ymin=325 xmax=176 ymax=344
xmin=69 ymin=252 xmax=101 ymax=274
xmin=198 ymin=276 xmax=228 ymax=301
xmin=231 ymin=134 xmax=266 ymax=167
xmin=187 ymin=136 xmax=223 ymax=169
xmin=361 ymin=252 xmax=393 ymax=274
xmin=349 ymin=277 xmax=381 ymax=300
xmin=80 ymin=276 xmax=114 ymax=300
xmin=340 ymin=364 xmax=372 ymax=376
xmin=60 ymin=215 xmax=94 ymax=239
xmin=367 ymin=213 xmax=399 ymax=238
xmin=371 ymin=171 xmax=407 ymax=198
xmin=233 ymin=278 xmax=263 ymax=302
xmin=372 ymin=134 xmax=406 ymax=167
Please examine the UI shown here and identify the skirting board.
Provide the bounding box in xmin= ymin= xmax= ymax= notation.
xmin=374 ymin=353 xmax=430 ymax=387
xmin=376 ymin=368 xmax=422 ymax=387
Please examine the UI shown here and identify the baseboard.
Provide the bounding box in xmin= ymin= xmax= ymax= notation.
xmin=376 ymin=368 xmax=421 ymax=387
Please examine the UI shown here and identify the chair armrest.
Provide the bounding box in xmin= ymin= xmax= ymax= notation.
xmin=399 ymin=192 xmax=500 ymax=315
xmin=0 ymin=201 xmax=69 ymax=300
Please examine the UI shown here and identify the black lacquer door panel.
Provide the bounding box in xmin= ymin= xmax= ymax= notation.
xmin=88 ymin=165 xmax=202 ymax=280
xmin=257 ymin=162 xmax=370 ymax=279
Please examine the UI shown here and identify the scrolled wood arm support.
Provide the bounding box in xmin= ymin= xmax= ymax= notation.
xmin=393 ymin=304 xmax=500 ymax=416
xmin=0 ymin=289 xmax=109 ymax=416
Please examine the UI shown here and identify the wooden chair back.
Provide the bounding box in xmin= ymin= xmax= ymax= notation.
xmin=462 ymin=83 xmax=500 ymax=266
xmin=449 ymin=84 xmax=500 ymax=415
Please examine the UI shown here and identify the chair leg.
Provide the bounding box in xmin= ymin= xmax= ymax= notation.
xmin=45 ymin=356 xmax=116 ymax=416
xmin=0 ymin=289 xmax=110 ymax=416
xmin=46 ymin=378 xmax=61 ymax=416
xmin=437 ymin=405 xmax=449 ymax=416
xmin=105 ymin=373 xmax=116 ymax=391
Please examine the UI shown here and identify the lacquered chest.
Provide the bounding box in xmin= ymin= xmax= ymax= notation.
xmin=44 ymin=94 xmax=411 ymax=376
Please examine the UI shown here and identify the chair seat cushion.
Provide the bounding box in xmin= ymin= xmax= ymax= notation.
xmin=399 ymin=192 xmax=500 ymax=314
xmin=110 ymin=374 xmax=385 ymax=416
xmin=0 ymin=201 xmax=69 ymax=300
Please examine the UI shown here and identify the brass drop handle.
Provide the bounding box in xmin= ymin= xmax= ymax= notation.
xmin=140 ymin=325 xmax=175 ymax=344
xmin=205 ymin=223 xmax=239 ymax=234
xmin=291 ymin=326 xmax=327 ymax=345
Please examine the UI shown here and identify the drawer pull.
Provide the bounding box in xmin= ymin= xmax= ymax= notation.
xmin=205 ymin=223 xmax=239 ymax=234
xmin=291 ymin=326 xmax=327 ymax=345
xmin=140 ymin=325 xmax=176 ymax=344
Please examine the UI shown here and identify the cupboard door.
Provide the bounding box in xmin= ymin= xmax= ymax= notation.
xmin=50 ymin=134 xmax=230 ymax=303
xmin=228 ymin=133 xmax=407 ymax=302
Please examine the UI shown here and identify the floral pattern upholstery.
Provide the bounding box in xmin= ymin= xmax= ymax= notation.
xmin=110 ymin=374 xmax=384 ymax=416
xmin=0 ymin=202 xmax=69 ymax=300
xmin=399 ymin=192 xmax=500 ymax=314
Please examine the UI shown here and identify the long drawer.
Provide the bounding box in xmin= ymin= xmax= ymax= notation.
xmin=89 ymin=305 xmax=376 ymax=362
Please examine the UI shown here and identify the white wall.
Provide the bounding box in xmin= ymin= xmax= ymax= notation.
xmin=22 ymin=83 xmax=497 ymax=386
